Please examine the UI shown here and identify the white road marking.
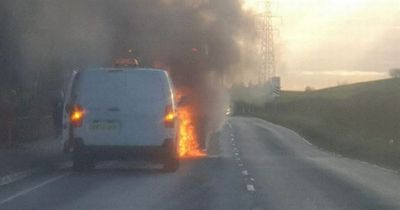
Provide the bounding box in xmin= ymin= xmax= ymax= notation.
xmin=302 ymin=138 xmax=312 ymax=146
xmin=231 ymin=138 xmax=234 ymax=141
xmin=57 ymin=161 xmax=73 ymax=170
xmin=238 ymin=163 xmax=244 ymax=167
xmin=371 ymin=164 xmax=394 ymax=174
xmin=0 ymin=174 xmax=68 ymax=205
xmin=250 ymin=178 xmax=255 ymax=181
xmin=235 ymin=152 xmax=239 ymax=156
xmin=246 ymin=184 xmax=255 ymax=192
xmin=242 ymin=170 xmax=249 ymax=175
xmin=206 ymin=155 xmax=221 ymax=159
xmin=0 ymin=169 xmax=38 ymax=186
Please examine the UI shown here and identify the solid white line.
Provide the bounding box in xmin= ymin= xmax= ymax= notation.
xmin=242 ymin=170 xmax=249 ymax=175
xmin=0 ymin=174 xmax=68 ymax=205
xmin=246 ymin=184 xmax=255 ymax=192
xmin=302 ymin=138 xmax=312 ymax=146
xmin=207 ymin=155 xmax=220 ymax=159
xmin=371 ymin=164 xmax=394 ymax=173
xmin=0 ymin=169 xmax=37 ymax=186
xmin=57 ymin=161 xmax=73 ymax=170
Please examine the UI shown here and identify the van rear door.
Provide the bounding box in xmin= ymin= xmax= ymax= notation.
xmin=76 ymin=70 xmax=126 ymax=146
xmin=123 ymin=71 xmax=172 ymax=146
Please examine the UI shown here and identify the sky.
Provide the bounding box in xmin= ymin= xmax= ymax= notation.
xmin=243 ymin=0 xmax=400 ymax=90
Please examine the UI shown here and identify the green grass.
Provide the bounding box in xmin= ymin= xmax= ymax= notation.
xmin=237 ymin=78 xmax=400 ymax=170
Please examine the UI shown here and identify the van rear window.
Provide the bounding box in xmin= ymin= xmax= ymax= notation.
xmin=75 ymin=70 xmax=169 ymax=109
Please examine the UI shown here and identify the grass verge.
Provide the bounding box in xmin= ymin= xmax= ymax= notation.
xmin=235 ymin=78 xmax=400 ymax=171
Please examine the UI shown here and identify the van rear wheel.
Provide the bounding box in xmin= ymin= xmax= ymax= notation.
xmin=163 ymin=155 xmax=179 ymax=172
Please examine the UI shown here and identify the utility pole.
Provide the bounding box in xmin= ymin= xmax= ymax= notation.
xmin=257 ymin=0 xmax=276 ymax=85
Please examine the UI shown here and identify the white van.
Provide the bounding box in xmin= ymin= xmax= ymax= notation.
xmin=62 ymin=68 xmax=179 ymax=172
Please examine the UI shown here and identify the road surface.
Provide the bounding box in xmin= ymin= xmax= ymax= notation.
xmin=1 ymin=117 xmax=399 ymax=210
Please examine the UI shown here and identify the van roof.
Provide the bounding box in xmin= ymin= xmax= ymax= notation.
xmin=83 ymin=67 xmax=167 ymax=72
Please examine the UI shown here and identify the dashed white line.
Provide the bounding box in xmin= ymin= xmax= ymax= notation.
xmin=250 ymin=178 xmax=255 ymax=181
xmin=238 ymin=163 xmax=244 ymax=167
xmin=0 ymin=174 xmax=68 ymax=205
xmin=242 ymin=170 xmax=249 ymax=175
xmin=246 ymin=184 xmax=255 ymax=192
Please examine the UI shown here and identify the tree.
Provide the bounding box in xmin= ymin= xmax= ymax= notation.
xmin=305 ymin=86 xmax=315 ymax=92
xmin=389 ymin=68 xmax=400 ymax=78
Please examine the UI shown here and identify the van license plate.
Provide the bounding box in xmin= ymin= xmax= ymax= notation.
xmin=91 ymin=120 xmax=120 ymax=131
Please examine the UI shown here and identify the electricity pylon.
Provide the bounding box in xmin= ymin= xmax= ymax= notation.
xmin=257 ymin=0 xmax=276 ymax=84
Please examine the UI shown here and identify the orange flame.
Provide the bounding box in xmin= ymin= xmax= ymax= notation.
xmin=177 ymin=103 xmax=206 ymax=158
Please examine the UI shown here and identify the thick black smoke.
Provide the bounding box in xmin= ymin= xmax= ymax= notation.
xmin=1 ymin=0 xmax=256 ymax=88
xmin=0 ymin=0 xmax=257 ymax=143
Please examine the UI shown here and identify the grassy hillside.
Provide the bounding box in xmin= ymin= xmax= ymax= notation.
xmin=280 ymin=78 xmax=400 ymax=101
xmin=238 ymin=78 xmax=400 ymax=170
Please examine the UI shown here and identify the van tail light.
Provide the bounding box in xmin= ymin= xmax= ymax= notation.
xmin=164 ymin=105 xmax=175 ymax=128
xmin=70 ymin=105 xmax=85 ymax=128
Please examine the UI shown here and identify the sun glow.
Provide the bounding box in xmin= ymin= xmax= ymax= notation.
xmin=242 ymin=0 xmax=396 ymax=90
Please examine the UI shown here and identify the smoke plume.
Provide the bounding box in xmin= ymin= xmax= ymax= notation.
xmin=0 ymin=0 xmax=257 ymax=144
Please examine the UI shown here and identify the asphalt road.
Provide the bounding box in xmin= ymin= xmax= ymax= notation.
xmin=0 ymin=117 xmax=399 ymax=210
